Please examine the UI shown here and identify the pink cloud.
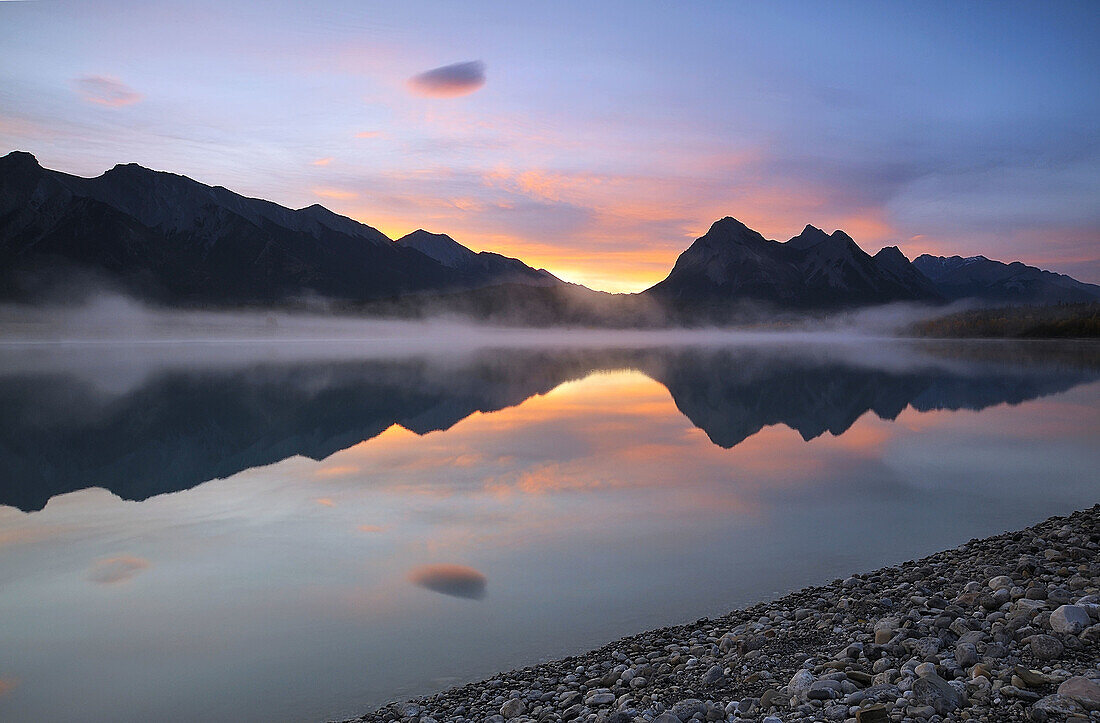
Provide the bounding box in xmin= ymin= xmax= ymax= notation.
xmin=73 ymin=75 xmax=143 ymax=107
xmin=312 ymin=186 xmax=358 ymax=201
xmin=355 ymin=131 xmax=384 ymax=139
xmin=311 ymin=157 xmax=334 ymax=166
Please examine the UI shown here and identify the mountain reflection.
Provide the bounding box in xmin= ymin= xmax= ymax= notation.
xmin=0 ymin=341 xmax=1097 ymax=512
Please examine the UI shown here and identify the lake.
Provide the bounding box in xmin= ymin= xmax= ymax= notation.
xmin=0 ymin=333 xmax=1098 ymax=722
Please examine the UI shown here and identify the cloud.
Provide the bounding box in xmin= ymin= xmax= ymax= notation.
xmin=355 ymin=131 xmax=384 ymax=139
xmin=73 ymin=75 xmax=143 ymax=107
xmin=407 ymin=61 xmax=485 ymax=98
xmin=312 ymin=186 xmax=358 ymax=200
xmin=311 ymin=157 xmax=333 ymax=166
xmin=407 ymin=563 xmax=487 ymax=599
xmin=88 ymin=555 xmax=150 ymax=584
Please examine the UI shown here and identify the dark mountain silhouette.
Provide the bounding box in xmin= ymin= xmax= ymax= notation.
xmin=1 ymin=342 xmax=1096 ymax=512
xmin=396 ymin=229 xmax=558 ymax=287
xmin=0 ymin=152 xmax=551 ymax=305
xmin=873 ymin=246 xmax=942 ymax=299
xmin=913 ymin=254 xmax=1100 ymax=304
xmin=644 ymin=218 xmax=942 ymax=310
xmin=3 ymin=152 xmax=1098 ymax=315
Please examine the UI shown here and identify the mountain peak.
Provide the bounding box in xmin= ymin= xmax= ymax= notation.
xmin=701 ymin=216 xmax=771 ymax=247
xmin=397 ymin=229 xmax=476 ymax=268
xmin=1 ymin=150 xmax=40 ymax=169
xmin=874 ymin=246 xmax=907 ymax=262
xmin=787 ymin=224 xmax=832 ymax=250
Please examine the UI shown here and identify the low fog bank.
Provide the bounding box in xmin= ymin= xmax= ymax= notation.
xmin=0 ymin=293 xmax=962 ymax=345
xmin=0 ymin=294 xmax=1077 ymax=395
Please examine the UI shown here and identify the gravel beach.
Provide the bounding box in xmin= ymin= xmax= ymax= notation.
xmin=349 ymin=505 xmax=1100 ymax=723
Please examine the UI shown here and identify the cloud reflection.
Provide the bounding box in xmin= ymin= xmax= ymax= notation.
xmin=407 ymin=563 xmax=487 ymax=600
xmin=87 ymin=555 xmax=150 ymax=584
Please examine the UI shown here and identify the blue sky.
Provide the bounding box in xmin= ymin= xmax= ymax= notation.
xmin=2 ymin=0 xmax=1097 ymax=291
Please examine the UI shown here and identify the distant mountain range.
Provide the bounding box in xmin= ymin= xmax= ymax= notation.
xmin=912 ymin=253 xmax=1100 ymax=304
xmin=2 ymin=151 xmax=1097 ymax=315
xmin=0 ymin=151 xmax=557 ymax=305
xmin=645 ymin=217 xmax=1099 ymax=309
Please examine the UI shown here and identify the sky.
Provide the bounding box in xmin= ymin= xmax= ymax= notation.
xmin=1 ymin=0 xmax=1098 ymax=292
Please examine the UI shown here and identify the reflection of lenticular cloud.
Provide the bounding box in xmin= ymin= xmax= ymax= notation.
xmin=407 ymin=564 xmax=487 ymax=599
xmin=88 ymin=555 xmax=150 ymax=584
xmin=407 ymin=61 xmax=485 ymax=97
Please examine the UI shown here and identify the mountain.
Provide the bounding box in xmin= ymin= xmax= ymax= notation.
xmin=4 ymin=151 xmax=1097 ymax=315
xmin=644 ymin=217 xmax=940 ymax=310
xmin=396 ymin=229 xmax=558 ymax=287
xmin=913 ymin=254 xmax=1100 ymax=304
xmin=0 ymin=152 xmax=555 ymax=305
xmin=874 ymin=245 xmax=942 ymax=298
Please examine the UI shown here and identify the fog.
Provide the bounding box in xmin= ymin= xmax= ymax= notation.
xmin=0 ymin=292 xmax=961 ymax=345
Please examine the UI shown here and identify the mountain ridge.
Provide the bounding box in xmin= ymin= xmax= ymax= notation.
xmin=0 ymin=151 xmax=557 ymax=305
xmin=2 ymin=151 xmax=1097 ymax=313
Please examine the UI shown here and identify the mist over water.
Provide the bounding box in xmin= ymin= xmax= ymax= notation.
xmin=0 ymin=292 xmax=964 ymax=346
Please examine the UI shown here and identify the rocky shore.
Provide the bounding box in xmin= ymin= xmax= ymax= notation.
xmin=350 ymin=505 xmax=1100 ymax=723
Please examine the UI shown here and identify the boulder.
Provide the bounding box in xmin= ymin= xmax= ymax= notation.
xmin=1049 ymin=604 xmax=1090 ymax=634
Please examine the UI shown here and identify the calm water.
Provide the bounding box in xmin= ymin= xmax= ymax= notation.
xmin=0 ymin=336 xmax=1098 ymax=722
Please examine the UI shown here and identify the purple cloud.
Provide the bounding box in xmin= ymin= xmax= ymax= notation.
xmin=407 ymin=61 xmax=485 ymax=98
xmin=74 ymin=75 xmax=143 ymax=107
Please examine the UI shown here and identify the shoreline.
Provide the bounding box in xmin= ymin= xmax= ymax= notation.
xmin=349 ymin=505 xmax=1100 ymax=723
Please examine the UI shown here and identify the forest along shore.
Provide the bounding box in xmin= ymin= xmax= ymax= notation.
xmin=348 ymin=506 xmax=1100 ymax=723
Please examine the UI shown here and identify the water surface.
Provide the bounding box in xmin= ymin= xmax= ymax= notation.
xmin=0 ymin=337 xmax=1098 ymax=722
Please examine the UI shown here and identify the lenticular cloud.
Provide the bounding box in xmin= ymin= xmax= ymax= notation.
xmin=407 ymin=61 xmax=486 ymax=97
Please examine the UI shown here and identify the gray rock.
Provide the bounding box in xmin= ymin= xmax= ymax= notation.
xmin=1057 ymin=676 xmax=1100 ymax=711
xmin=955 ymin=641 xmax=978 ymax=667
xmin=788 ymin=669 xmax=816 ymax=701
xmin=652 ymin=715 xmax=681 ymax=723
xmin=702 ymin=663 xmax=725 ymax=685
xmin=1032 ymin=693 xmax=1085 ymax=717
xmin=910 ymin=673 xmax=960 ymax=715
xmin=1049 ymin=604 xmax=1090 ymax=634
xmin=500 ymin=698 xmax=527 ymax=719
xmin=1029 ymin=634 xmax=1064 ymax=660
xmin=584 ymin=691 xmax=614 ymax=707
xmin=670 ymin=698 xmax=708 ymax=719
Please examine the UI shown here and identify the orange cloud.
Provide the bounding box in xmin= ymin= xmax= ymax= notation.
xmin=313 ymin=464 xmax=360 ymax=479
xmin=73 ymin=75 xmax=143 ymax=107
xmin=315 ymin=497 xmax=335 ymax=507
xmin=355 ymin=131 xmax=384 ymax=139
xmin=0 ymin=677 xmax=17 ymax=697
xmin=311 ymin=157 xmax=334 ymax=166
xmin=312 ymin=187 xmax=358 ymax=201
xmin=358 ymin=524 xmax=386 ymax=533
